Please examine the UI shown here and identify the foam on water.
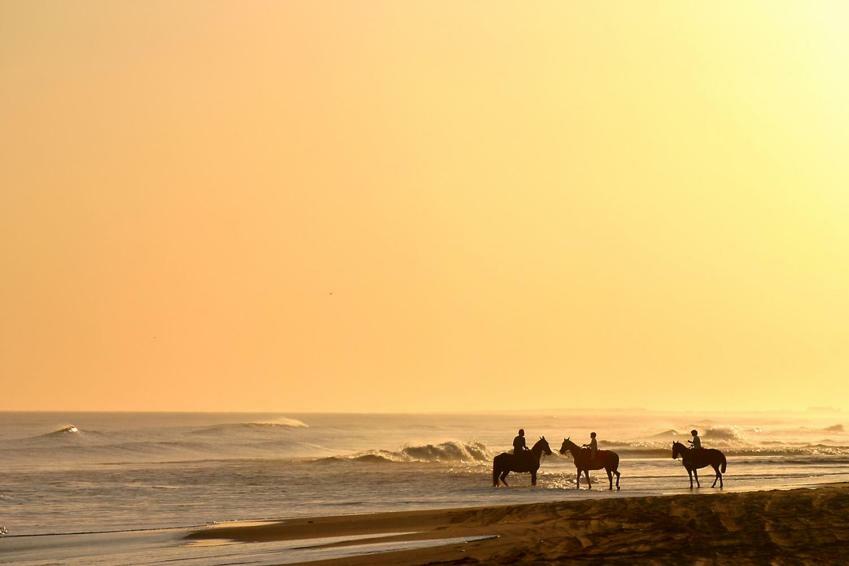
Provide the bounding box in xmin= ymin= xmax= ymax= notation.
xmin=321 ymin=441 xmax=492 ymax=464
xmin=2 ymin=410 xmax=849 ymax=541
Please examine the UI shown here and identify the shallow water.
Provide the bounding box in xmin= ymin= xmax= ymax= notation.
xmin=1 ymin=411 xmax=848 ymax=563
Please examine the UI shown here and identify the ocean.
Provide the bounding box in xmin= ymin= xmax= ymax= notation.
xmin=2 ymin=410 xmax=849 ymax=563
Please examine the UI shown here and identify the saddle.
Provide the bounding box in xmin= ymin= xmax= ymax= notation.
xmin=513 ymin=449 xmax=532 ymax=462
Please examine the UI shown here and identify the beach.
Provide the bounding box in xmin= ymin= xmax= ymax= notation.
xmin=185 ymin=484 xmax=849 ymax=564
xmin=4 ymin=411 xmax=849 ymax=564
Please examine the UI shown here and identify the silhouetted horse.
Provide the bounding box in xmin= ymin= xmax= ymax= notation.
xmin=672 ymin=441 xmax=727 ymax=488
xmin=492 ymin=437 xmax=552 ymax=487
xmin=559 ymin=437 xmax=621 ymax=490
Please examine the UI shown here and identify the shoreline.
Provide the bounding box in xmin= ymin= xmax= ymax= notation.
xmin=186 ymin=483 xmax=849 ymax=564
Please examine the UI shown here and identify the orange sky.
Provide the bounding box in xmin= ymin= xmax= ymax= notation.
xmin=2 ymin=1 xmax=848 ymax=412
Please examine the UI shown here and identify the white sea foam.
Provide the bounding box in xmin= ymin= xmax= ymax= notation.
xmin=4 ymin=411 xmax=849 ymax=540
xmin=321 ymin=441 xmax=491 ymax=464
xmin=40 ymin=424 xmax=81 ymax=437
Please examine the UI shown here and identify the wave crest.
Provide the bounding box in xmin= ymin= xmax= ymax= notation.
xmin=702 ymin=427 xmax=744 ymax=441
xmin=191 ymin=418 xmax=308 ymax=435
xmin=321 ymin=441 xmax=491 ymax=464
xmin=401 ymin=441 xmax=490 ymax=462
xmin=253 ymin=417 xmax=309 ymax=428
xmin=37 ymin=425 xmax=82 ymax=438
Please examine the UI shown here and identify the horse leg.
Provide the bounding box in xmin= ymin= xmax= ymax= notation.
xmin=615 ymin=469 xmax=621 ymax=490
xmin=606 ymin=468 xmax=613 ymax=490
xmin=687 ymin=467 xmax=693 ymax=489
xmin=531 ymin=470 xmax=537 ymax=487
xmin=576 ymin=470 xmax=581 ymax=489
xmin=585 ymin=470 xmax=592 ymax=489
xmin=693 ymin=468 xmax=700 ymax=488
xmin=500 ymin=470 xmax=510 ymax=487
xmin=711 ymin=465 xmax=719 ymax=488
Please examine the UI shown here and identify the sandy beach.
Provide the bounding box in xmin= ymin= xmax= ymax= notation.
xmin=186 ymin=484 xmax=849 ymax=564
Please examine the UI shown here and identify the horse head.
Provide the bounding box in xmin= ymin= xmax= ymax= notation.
xmin=533 ymin=436 xmax=553 ymax=456
xmin=672 ymin=441 xmax=685 ymax=459
xmin=559 ymin=437 xmax=574 ymax=455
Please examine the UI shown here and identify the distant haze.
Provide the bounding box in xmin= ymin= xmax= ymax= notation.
xmin=2 ymin=2 xmax=848 ymax=412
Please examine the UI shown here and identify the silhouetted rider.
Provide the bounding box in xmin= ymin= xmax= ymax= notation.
xmin=688 ymin=429 xmax=702 ymax=450
xmin=583 ymin=432 xmax=598 ymax=461
xmin=513 ymin=429 xmax=529 ymax=454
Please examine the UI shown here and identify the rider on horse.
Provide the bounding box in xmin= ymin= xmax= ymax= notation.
xmin=688 ymin=429 xmax=702 ymax=450
xmin=582 ymin=432 xmax=598 ymax=462
xmin=513 ymin=429 xmax=529 ymax=455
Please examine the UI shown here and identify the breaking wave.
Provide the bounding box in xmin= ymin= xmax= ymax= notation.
xmin=701 ymin=427 xmax=744 ymax=441
xmin=253 ymin=417 xmax=309 ymax=428
xmin=41 ymin=425 xmax=81 ymax=437
xmin=647 ymin=427 xmax=744 ymax=442
xmin=320 ymin=441 xmax=492 ymax=464
xmin=190 ymin=418 xmax=309 ymax=435
xmin=25 ymin=425 xmax=106 ymax=442
xmin=649 ymin=429 xmax=682 ymax=439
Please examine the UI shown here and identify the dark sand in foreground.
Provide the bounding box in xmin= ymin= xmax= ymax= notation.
xmin=187 ymin=485 xmax=849 ymax=564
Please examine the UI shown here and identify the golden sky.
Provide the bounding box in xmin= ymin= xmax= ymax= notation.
xmin=2 ymin=1 xmax=848 ymax=412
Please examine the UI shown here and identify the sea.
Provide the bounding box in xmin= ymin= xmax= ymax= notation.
xmin=2 ymin=410 xmax=849 ymax=563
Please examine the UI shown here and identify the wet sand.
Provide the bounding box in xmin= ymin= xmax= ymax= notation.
xmin=186 ymin=484 xmax=849 ymax=564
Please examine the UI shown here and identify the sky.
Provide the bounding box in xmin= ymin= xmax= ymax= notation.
xmin=2 ymin=1 xmax=849 ymax=412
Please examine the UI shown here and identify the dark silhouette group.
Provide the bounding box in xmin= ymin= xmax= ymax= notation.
xmin=493 ymin=428 xmax=725 ymax=490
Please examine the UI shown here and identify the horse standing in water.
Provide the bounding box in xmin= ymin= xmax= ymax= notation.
xmin=672 ymin=441 xmax=727 ymax=488
xmin=492 ymin=437 xmax=553 ymax=487
xmin=559 ymin=437 xmax=621 ymax=490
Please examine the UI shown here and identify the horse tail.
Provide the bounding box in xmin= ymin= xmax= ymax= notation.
xmin=720 ymin=453 xmax=727 ymax=474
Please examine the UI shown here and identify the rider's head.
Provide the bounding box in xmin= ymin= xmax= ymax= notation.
xmin=590 ymin=432 xmax=596 ymax=438
xmin=518 ymin=429 xmax=525 ymax=436
xmin=691 ymin=429 xmax=698 ymax=436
